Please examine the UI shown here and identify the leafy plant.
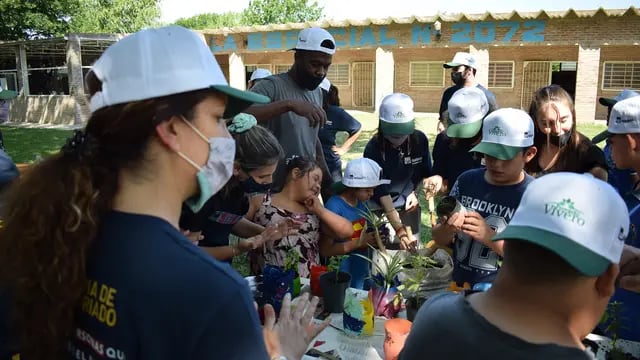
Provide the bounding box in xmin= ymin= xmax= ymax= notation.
xmin=356 ymin=205 xmax=389 ymax=254
xmin=284 ymin=247 xmax=300 ymax=274
xmin=327 ymin=255 xmax=347 ymax=282
xmin=354 ymin=244 xmax=406 ymax=291
xmin=602 ymin=301 xmax=629 ymax=358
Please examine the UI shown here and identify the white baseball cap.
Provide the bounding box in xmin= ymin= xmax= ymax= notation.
xmin=471 ymin=108 xmax=535 ymax=160
xmin=249 ymin=68 xmax=272 ymax=81
xmin=599 ymin=89 xmax=640 ymax=108
xmin=89 ymin=25 xmax=270 ymax=118
xmin=292 ymin=27 xmax=336 ymax=55
xmin=593 ymin=96 xmax=640 ymax=144
xmin=493 ymin=172 xmax=629 ymax=276
xmin=342 ymin=158 xmax=390 ymax=188
xmin=319 ymin=78 xmax=331 ymax=92
xmin=379 ymin=93 xmax=415 ymax=135
xmin=443 ymin=52 xmax=478 ymax=69
xmin=446 ymin=87 xmax=489 ymax=139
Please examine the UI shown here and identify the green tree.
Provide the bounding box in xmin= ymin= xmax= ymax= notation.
xmin=242 ymin=0 xmax=323 ymax=26
xmin=0 ymin=0 xmax=80 ymax=40
xmin=70 ymin=0 xmax=160 ymax=34
xmin=175 ymin=12 xmax=245 ymax=30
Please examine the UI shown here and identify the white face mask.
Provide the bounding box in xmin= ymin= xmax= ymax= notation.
xmin=177 ymin=117 xmax=236 ymax=212
xmin=385 ymin=134 xmax=409 ymax=148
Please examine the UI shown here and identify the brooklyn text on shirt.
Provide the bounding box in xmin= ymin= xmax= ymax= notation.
xmin=70 ymin=329 xmax=126 ymax=360
xmin=460 ymin=195 xmax=516 ymax=219
xmin=81 ymin=280 xmax=118 ymax=327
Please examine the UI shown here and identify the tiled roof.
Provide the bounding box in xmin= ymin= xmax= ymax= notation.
xmin=200 ymin=6 xmax=639 ymax=35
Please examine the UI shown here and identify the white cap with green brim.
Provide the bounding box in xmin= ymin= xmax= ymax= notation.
xmin=89 ymin=25 xmax=270 ymax=119
xmin=470 ymin=108 xmax=534 ymax=160
xmin=493 ymin=172 xmax=629 ymax=277
xmin=446 ymin=87 xmax=488 ymax=139
xmin=379 ymin=93 xmax=415 ymax=135
xmin=593 ymin=96 xmax=640 ymax=144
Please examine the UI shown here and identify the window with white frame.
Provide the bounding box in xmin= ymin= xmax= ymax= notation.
xmin=488 ymin=61 xmax=514 ymax=88
xmin=326 ymin=64 xmax=350 ymax=86
xmin=409 ymin=62 xmax=444 ymax=87
xmin=602 ymin=62 xmax=640 ymax=91
xmin=274 ymin=64 xmax=291 ymax=74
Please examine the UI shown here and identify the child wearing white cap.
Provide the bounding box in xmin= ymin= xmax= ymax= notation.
xmin=402 ymin=172 xmax=629 ymax=359
xmin=432 ymin=87 xmax=489 ymax=193
xmin=592 ymin=89 xmax=640 ymax=196
xmin=592 ymin=95 xmax=640 ymax=341
xmin=320 ymin=157 xmax=391 ymax=289
xmin=363 ymin=93 xmax=443 ymax=250
xmin=432 ymin=108 xmax=536 ymax=288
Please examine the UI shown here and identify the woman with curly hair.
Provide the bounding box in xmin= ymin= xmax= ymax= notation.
xmin=0 ymin=26 xmax=325 ymax=360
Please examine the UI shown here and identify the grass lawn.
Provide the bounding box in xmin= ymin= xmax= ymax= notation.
xmin=0 ymin=126 xmax=73 ymax=164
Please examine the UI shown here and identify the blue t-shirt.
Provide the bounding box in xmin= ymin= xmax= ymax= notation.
xmin=431 ymin=132 xmax=483 ymax=188
xmin=449 ymin=168 xmax=533 ymax=286
xmin=318 ymin=105 xmax=362 ymax=181
xmin=325 ymin=195 xmax=370 ymax=289
xmin=364 ymin=131 xmax=433 ymax=209
xmin=604 ymin=190 xmax=640 ymax=342
xmin=67 ymin=211 xmax=269 ymax=360
xmin=604 ymin=143 xmax=635 ymax=196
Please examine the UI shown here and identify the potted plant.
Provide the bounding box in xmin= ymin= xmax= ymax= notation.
xmin=397 ymin=249 xmax=449 ymax=320
xmin=584 ymin=302 xmax=640 ymax=360
xmin=357 ymin=205 xmax=389 ymax=253
xmin=319 ymin=255 xmax=351 ymax=313
xmin=355 ymin=245 xmax=406 ymax=318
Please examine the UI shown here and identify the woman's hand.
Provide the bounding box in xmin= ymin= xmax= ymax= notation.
xmin=405 ymin=192 xmax=419 ymax=212
xmin=239 ymin=219 xmax=302 ymax=251
xmin=263 ymin=293 xmax=330 ymax=360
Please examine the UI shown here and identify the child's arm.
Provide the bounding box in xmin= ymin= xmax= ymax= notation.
xmin=461 ymin=211 xmax=504 ymax=256
xmin=305 ymin=196 xmax=353 ymax=239
xmin=231 ymin=218 xmax=265 ymax=238
xmin=319 ymin=231 xmax=365 ymax=257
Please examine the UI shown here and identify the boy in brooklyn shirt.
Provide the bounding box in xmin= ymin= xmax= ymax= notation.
xmin=432 ymin=108 xmax=536 ymax=287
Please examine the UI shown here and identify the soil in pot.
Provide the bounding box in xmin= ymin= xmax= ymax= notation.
xmin=320 ymin=271 xmax=351 ymax=313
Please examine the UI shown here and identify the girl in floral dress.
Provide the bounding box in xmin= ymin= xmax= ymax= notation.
xmin=249 ymin=156 xmax=352 ymax=278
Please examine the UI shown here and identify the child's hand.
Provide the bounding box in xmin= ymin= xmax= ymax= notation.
xmin=182 ymin=230 xmax=203 ymax=245
xmin=461 ymin=211 xmax=495 ymax=245
xmin=304 ymin=196 xmax=323 ymax=214
xmin=405 ymin=191 xmax=419 ymax=212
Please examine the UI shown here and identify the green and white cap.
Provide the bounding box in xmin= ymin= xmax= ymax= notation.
xmin=446 ymin=87 xmax=489 ymax=139
xmin=593 ymin=96 xmax=640 ymax=144
xmin=493 ymin=172 xmax=629 ymax=277
xmin=470 ymin=108 xmax=534 ymax=160
xmin=379 ymin=93 xmax=415 ymax=135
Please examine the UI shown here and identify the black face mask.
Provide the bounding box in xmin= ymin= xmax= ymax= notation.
xmin=240 ymin=176 xmax=271 ymax=194
xmin=451 ymin=72 xmax=465 ymax=86
xmin=535 ymin=125 xmax=572 ymax=147
xmin=295 ymin=66 xmax=325 ymax=91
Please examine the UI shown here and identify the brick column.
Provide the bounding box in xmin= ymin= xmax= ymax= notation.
xmin=575 ymin=44 xmax=600 ymax=122
xmin=228 ymin=52 xmax=245 ymax=90
xmin=469 ymin=45 xmax=489 ymax=88
xmin=67 ymin=34 xmax=90 ymax=125
xmin=375 ymin=47 xmax=394 ymax=111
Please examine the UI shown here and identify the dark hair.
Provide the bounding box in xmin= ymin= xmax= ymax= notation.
xmin=449 ymin=131 xmax=482 ymax=151
xmin=277 ymin=156 xmax=320 ymax=189
xmin=327 ymin=85 xmax=340 ymax=107
xmin=525 ymin=85 xmax=582 ymax=176
xmin=502 ymin=240 xmax=582 ymax=285
xmin=0 ymin=70 xmax=217 ymax=358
